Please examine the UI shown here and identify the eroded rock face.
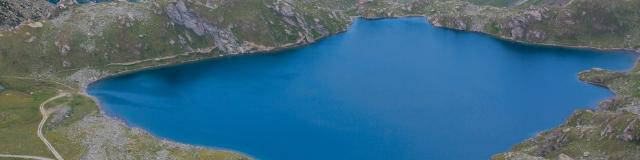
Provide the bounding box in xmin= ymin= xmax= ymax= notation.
xmin=0 ymin=0 xmax=54 ymax=30
xmin=495 ymin=7 xmax=549 ymax=42
xmin=273 ymin=0 xmax=295 ymax=17
xmin=620 ymin=119 xmax=640 ymax=142
xmin=270 ymin=0 xmax=319 ymax=42
xmin=428 ymin=4 xmax=551 ymax=42
xmin=165 ymin=0 xmax=241 ymax=53
xmin=166 ymin=1 xmax=206 ymax=36
xmin=534 ymin=130 xmax=570 ymax=157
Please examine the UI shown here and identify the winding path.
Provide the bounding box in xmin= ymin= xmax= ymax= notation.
xmin=37 ymin=93 xmax=68 ymax=160
xmin=0 ymin=154 xmax=55 ymax=160
xmin=0 ymin=76 xmax=69 ymax=160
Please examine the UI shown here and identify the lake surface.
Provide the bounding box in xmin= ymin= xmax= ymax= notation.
xmin=88 ymin=18 xmax=636 ymax=160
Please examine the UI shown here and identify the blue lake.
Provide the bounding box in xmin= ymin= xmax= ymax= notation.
xmin=88 ymin=18 xmax=636 ymax=160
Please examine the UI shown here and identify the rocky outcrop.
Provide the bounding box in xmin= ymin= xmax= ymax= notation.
xmin=427 ymin=4 xmax=550 ymax=42
xmin=164 ymin=0 xmax=350 ymax=55
xmin=165 ymin=0 xmax=242 ymax=53
xmin=431 ymin=0 xmax=639 ymax=52
xmin=496 ymin=152 xmax=546 ymax=160
xmin=501 ymin=7 xmax=549 ymax=41
xmin=0 ymin=0 xmax=55 ymax=31
xmin=67 ymin=68 xmax=110 ymax=89
xmin=534 ymin=129 xmax=570 ymax=157
xmin=578 ymin=68 xmax=625 ymax=87
xmin=269 ymin=0 xmax=327 ymax=43
xmin=620 ymin=119 xmax=640 ymax=142
xmin=494 ymin=64 xmax=640 ymax=159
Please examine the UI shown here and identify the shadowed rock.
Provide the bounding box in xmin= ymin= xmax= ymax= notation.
xmin=165 ymin=0 xmax=241 ymax=53
xmin=0 ymin=0 xmax=54 ymax=30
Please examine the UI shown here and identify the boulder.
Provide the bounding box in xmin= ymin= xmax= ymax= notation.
xmin=557 ymin=154 xmax=574 ymax=160
xmin=0 ymin=0 xmax=54 ymax=30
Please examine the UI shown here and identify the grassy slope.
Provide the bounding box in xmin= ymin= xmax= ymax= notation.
xmin=0 ymin=0 xmax=357 ymax=78
xmin=0 ymin=78 xmax=59 ymax=157
xmin=0 ymin=1 xmax=210 ymax=76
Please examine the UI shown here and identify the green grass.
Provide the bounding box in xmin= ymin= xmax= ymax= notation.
xmin=0 ymin=78 xmax=61 ymax=157
xmin=44 ymin=94 xmax=98 ymax=160
xmin=463 ymin=0 xmax=517 ymax=7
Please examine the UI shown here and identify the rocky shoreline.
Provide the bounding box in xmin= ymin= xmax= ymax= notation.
xmin=79 ymin=15 xmax=639 ymax=160
xmin=2 ymin=0 xmax=640 ymax=159
xmin=76 ymin=90 xmax=255 ymax=159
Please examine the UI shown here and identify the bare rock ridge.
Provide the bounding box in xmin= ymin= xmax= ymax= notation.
xmin=164 ymin=0 xmax=350 ymax=56
xmin=0 ymin=0 xmax=54 ymax=31
xmin=165 ymin=0 xmax=242 ymax=53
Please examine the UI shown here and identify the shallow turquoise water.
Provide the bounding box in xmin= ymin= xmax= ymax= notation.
xmin=88 ymin=18 xmax=636 ymax=160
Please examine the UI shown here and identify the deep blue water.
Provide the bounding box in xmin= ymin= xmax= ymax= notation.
xmin=88 ymin=18 xmax=636 ymax=160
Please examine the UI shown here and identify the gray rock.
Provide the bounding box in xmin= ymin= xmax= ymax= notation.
xmin=165 ymin=0 xmax=241 ymax=53
xmin=534 ymin=129 xmax=569 ymax=157
xmin=500 ymin=152 xmax=546 ymax=160
xmin=166 ymin=1 xmax=206 ymax=36
xmin=621 ymin=103 xmax=640 ymax=115
xmin=25 ymin=36 xmax=36 ymax=43
xmin=0 ymin=84 xmax=5 ymax=92
xmin=0 ymin=0 xmax=54 ymax=31
xmin=557 ymin=153 xmax=574 ymax=160
xmin=50 ymin=105 xmax=72 ymax=124
xmin=273 ymin=0 xmax=295 ymax=17
xmin=620 ymin=119 xmax=639 ymax=142
xmin=67 ymin=68 xmax=109 ymax=89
